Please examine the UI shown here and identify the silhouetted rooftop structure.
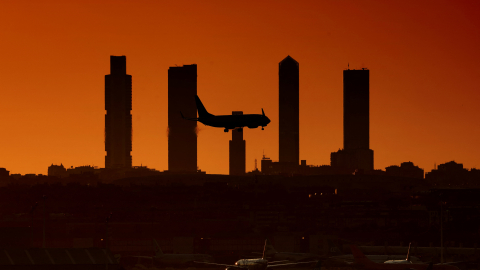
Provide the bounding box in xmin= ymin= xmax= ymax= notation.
xmin=437 ymin=161 xmax=466 ymax=172
xmin=261 ymin=155 xmax=334 ymax=176
xmin=0 ymin=168 xmax=9 ymax=179
xmin=48 ymin=164 xmax=67 ymax=178
xmin=385 ymin=161 xmax=424 ymax=179
xmin=425 ymin=161 xmax=478 ymax=187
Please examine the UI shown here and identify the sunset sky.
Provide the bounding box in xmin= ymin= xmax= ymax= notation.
xmin=0 ymin=0 xmax=479 ymax=175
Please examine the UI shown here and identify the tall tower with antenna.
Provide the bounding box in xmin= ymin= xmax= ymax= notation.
xmin=331 ymin=68 xmax=374 ymax=173
xmin=105 ymin=55 xmax=132 ymax=169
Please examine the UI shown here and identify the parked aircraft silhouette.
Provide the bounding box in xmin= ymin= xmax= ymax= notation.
xmin=351 ymin=245 xmax=459 ymax=270
xmin=196 ymin=240 xmax=318 ymax=270
xmin=181 ymin=95 xmax=270 ymax=132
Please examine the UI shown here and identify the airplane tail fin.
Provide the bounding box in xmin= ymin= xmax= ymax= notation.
xmin=326 ymin=239 xmax=344 ymax=256
xmin=406 ymin=242 xmax=411 ymax=262
xmin=153 ymin=239 xmax=163 ymax=256
xmin=350 ymin=245 xmax=374 ymax=266
xmin=262 ymin=239 xmax=268 ymax=260
xmin=195 ymin=95 xmax=213 ymax=118
xmin=264 ymin=239 xmax=277 ymax=256
xmin=262 ymin=108 xmax=265 ymax=116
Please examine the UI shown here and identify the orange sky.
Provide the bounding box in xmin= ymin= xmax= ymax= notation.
xmin=0 ymin=0 xmax=479 ymax=175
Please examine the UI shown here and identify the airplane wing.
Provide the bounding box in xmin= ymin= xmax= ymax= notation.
xmin=266 ymin=260 xmax=318 ymax=268
xmin=180 ymin=112 xmax=199 ymax=121
xmin=194 ymin=261 xmax=245 ymax=269
xmin=268 ymin=260 xmax=291 ymax=264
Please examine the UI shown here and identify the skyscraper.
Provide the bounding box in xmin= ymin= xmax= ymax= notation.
xmin=229 ymin=111 xmax=246 ymax=175
xmin=331 ymin=68 xmax=374 ymax=172
xmin=344 ymin=69 xmax=370 ymax=150
xmin=105 ymin=56 xmax=132 ymax=169
xmin=168 ymin=64 xmax=197 ymax=173
xmin=279 ymin=56 xmax=299 ymax=165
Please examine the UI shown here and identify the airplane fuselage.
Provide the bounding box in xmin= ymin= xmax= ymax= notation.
xmin=189 ymin=95 xmax=270 ymax=132
xmin=198 ymin=114 xmax=270 ymax=130
xmin=334 ymin=255 xmax=421 ymax=264
xmin=235 ymin=258 xmax=269 ymax=270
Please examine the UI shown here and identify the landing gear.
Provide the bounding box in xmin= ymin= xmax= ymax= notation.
xmin=224 ymin=128 xmax=229 ymax=133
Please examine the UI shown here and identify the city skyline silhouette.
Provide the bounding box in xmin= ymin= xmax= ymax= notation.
xmin=0 ymin=3 xmax=479 ymax=268
xmin=0 ymin=1 xmax=479 ymax=175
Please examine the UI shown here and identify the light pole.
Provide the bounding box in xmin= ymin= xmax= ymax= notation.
xmin=151 ymin=206 xmax=157 ymax=253
xmin=440 ymin=201 xmax=446 ymax=264
xmin=105 ymin=212 xmax=112 ymax=270
xmin=42 ymin=195 xmax=46 ymax=248
xmin=29 ymin=201 xmax=38 ymax=248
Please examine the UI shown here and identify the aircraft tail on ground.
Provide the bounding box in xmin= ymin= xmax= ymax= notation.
xmin=262 ymin=239 xmax=268 ymax=260
xmin=153 ymin=239 xmax=163 ymax=257
xmin=350 ymin=245 xmax=374 ymax=266
xmin=264 ymin=239 xmax=278 ymax=256
xmin=406 ymin=242 xmax=411 ymax=261
xmin=326 ymin=239 xmax=344 ymax=256
xmin=195 ymin=95 xmax=213 ymax=118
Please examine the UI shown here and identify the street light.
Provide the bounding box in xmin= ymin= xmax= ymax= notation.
xmin=42 ymin=195 xmax=46 ymax=248
xmin=105 ymin=212 xmax=112 ymax=270
xmin=440 ymin=201 xmax=447 ymax=264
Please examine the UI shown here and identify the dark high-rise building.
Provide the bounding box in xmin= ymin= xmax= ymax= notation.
xmin=331 ymin=68 xmax=373 ymax=173
xmin=168 ymin=64 xmax=197 ymax=173
xmin=279 ymin=56 xmax=299 ymax=165
xmin=105 ymin=56 xmax=132 ymax=169
xmin=229 ymin=111 xmax=246 ymax=175
xmin=344 ymin=69 xmax=370 ymax=150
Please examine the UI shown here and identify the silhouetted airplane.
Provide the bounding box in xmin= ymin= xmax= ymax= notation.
xmin=133 ymin=239 xmax=213 ymax=265
xmin=182 ymin=95 xmax=270 ymax=132
xmin=351 ymin=245 xmax=459 ymax=270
